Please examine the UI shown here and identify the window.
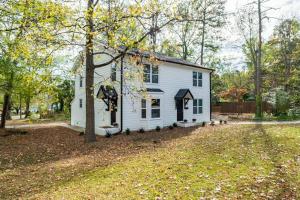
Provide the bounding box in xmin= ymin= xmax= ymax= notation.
xmin=79 ymin=76 xmax=83 ymax=87
xmin=141 ymin=99 xmax=146 ymax=119
xmin=111 ymin=63 xmax=117 ymax=81
xmin=79 ymin=99 xmax=83 ymax=108
xmin=193 ymin=99 xmax=203 ymax=114
xmin=193 ymin=71 xmax=202 ymax=87
xmin=152 ymin=66 xmax=159 ymax=83
xmin=151 ymin=99 xmax=160 ymax=118
xmin=143 ymin=64 xmax=159 ymax=83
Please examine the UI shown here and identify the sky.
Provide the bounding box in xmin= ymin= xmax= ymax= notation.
xmin=219 ymin=0 xmax=300 ymax=70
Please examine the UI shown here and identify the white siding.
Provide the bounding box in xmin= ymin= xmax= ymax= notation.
xmin=71 ymin=53 xmax=211 ymax=132
xmin=71 ymin=51 xmax=121 ymax=129
xmin=122 ymin=62 xmax=211 ymax=131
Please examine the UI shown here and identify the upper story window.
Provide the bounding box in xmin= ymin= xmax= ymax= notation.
xmin=111 ymin=63 xmax=117 ymax=81
xmin=79 ymin=76 xmax=83 ymax=87
xmin=143 ymin=64 xmax=159 ymax=84
xmin=193 ymin=71 xmax=202 ymax=87
xmin=151 ymin=99 xmax=160 ymax=118
xmin=193 ymin=99 xmax=203 ymax=114
xmin=141 ymin=99 xmax=146 ymax=119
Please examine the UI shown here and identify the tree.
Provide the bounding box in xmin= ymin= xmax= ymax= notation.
xmin=236 ymin=0 xmax=275 ymax=119
xmin=0 ymin=0 xmax=68 ymax=127
xmin=164 ymin=0 xmax=226 ymax=64
xmin=77 ymin=0 xmax=179 ymax=142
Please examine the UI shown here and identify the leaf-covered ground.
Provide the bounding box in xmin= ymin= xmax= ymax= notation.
xmin=0 ymin=124 xmax=299 ymax=199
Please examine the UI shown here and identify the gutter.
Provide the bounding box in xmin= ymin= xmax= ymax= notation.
xmin=117 ymin=56 xmax=124 ymax=134
xmin=209 ymin=71 xmax=213 ymax=121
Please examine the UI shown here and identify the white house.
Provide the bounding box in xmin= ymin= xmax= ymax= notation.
xmin=71 ymin=47 xmax=213 ymax=135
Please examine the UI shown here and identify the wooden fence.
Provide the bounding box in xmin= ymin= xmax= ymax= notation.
xmin=212 ymin=102 xmax=272 ymax=114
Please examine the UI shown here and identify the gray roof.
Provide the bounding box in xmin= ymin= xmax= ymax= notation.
xmin=175 ymin=89 xmax=194 ymax=100
xmin=146 ymin=88 xmax=164 ymax=93
xmin=126 ymin=49 xmax=213 ymax=71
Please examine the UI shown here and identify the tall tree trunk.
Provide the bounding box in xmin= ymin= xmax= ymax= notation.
xmin=255 ymin=0 xmax=263 ymax=119
xmin=59 ymin=98 xmax=64 ymax=112
xmin=200 ymin=8 xmax=206 ymax=65
xmin=6 ymin=98 xmax=12 ymax=120
xmin=25 ymin=96 xmax=30 ymax=118
xmin=85 ymin=0 xmax=96 ymax=142
xmin=19 ymin=94 xmax=22 ymax=119
xmin=0 ymin=93 xmax=10 ymax=128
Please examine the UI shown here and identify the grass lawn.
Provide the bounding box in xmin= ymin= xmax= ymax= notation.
xmin=1 ymin=124 xmax=300 ymax=199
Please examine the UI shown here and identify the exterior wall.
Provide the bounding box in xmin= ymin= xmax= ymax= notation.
xmin=122 ymin=61 xmax=211 ymax=131
xmin=71 ymin=51 xmax=121 ymax=129
xmin=71 ymin=52 xmax=211 ymax=132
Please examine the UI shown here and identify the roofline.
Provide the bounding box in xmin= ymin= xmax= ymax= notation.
xmin=157 ymin=58 xmax=214 ymax=72
xmin=93 ymin=45 xmax=214 ymax=72
xmin=125 ymin=51 xmax=214 ymax=72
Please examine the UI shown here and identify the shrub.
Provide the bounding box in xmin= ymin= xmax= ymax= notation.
xmin=173 ymin=123 xmax=178 ymax=127
xmin=224 ymin=120 xmax=227 ymax=124
xmin=210 ymin=121 xmax=215 ymax=126
xmin=156 ymin=126 xmax=161 ymax=132
xmin=219 ymin=120 xmax=223 ymax=124
xmin=264 ymin=88 xmax=290 ymax=116
xmin=125 ymin=128 xmax=130 ymax=135
xmin=139 ymin=128 xmax=145 ymax=133
xmin=288 ymin=107 xmax=300 ymax=117
xmin=201 ymin=122 xmax=206 ymax=127
xmin=168 ymin=125 xmax=174 ymax=130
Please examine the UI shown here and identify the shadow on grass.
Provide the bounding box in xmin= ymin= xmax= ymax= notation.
xmin=242 ymin=124 xmax=297 ymax=199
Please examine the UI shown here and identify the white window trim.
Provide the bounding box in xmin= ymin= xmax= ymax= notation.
xmin=111 ymin=62 xmax=117 ymax=81
xmin=144 ymin=64 xmax=159 ymax=84
xmin=193 ymin=99 xmax=203 ymax=115
xmin=79 ymin=76 xmax=83 ymax=88
xmin=79 ymin=99 xmax=83 ymax=108
xmin=193 ymin=71 xmax=202 ymax=87
xmin=151 ymin=98 xmax=161 ymax=119
xmin=141 ymin=99 xmax=147 ymax=119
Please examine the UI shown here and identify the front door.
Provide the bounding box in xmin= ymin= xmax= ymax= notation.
xmin=177 ymin=100 xmax=184 ymax=121
xmin=111 ymin=111 xmax=116 ymax=125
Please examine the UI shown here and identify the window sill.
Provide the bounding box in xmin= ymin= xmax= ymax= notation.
xmin=150 ymin=118 xmax=161 ymax=120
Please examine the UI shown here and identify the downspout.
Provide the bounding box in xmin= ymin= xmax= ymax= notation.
xmin=118 ymin=56 xmax=124 ymax=133
xmin=210 ymin=71 xmax=212 ymax=121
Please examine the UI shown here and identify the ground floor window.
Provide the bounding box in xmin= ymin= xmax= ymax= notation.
xmin=151 ymin=99 xmax=160 ymax=118
xmin=141 ymin=99 xmax=146 ymax=119
xmin=79 ymin=99 xmax=83 ymax=108
xmin=193 ymin=99 xmax=203 ymax=114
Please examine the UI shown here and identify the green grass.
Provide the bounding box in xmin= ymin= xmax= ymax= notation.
xmin=34 ymin=125 xmax=300 ymax=199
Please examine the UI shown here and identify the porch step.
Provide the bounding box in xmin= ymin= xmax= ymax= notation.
xmin=177 ymin=122 xmax=198 ymax=128
xmin=95 ymin=126 xmax=120 ymax=136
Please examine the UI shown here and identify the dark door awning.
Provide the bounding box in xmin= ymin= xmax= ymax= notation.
xmin=174 ymin=89 xmax=194 ymax=100
xmin=97 ymin=85 xmax=118 ymax=111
